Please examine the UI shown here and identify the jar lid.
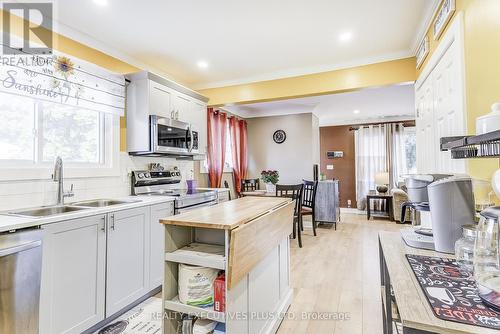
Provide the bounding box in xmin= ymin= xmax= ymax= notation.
xmin=462 ymin=224 xmax=477 ymax=238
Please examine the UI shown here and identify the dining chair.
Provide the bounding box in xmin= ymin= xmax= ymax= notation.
xmin=301 ymin=180 xmax=318 ymax=236
xmin=241 ymin=178 xmax=260 ymax=194
xmin=276 ymin=184 xmax=304 ymax=248
xmin=224 ymin=180 xmax=231 ymax=200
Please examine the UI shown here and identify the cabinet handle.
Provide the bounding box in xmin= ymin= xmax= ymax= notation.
xmin=100 ymin=216 xmax=106 ymax=232
xmin=110 ymin=214 xmax=115 ymax=231
xmin=175 ymin=110 xmax=179 ymax=120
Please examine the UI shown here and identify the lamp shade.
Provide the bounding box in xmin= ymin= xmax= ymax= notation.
xmin=375 ymin=172 xmax=390 ymax=185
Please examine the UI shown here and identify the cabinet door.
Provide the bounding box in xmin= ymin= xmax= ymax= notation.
xmin=106 ymin=207 xmax=150 ymax=316
xmin=192 ymin=99 xmax=208 ymax=155
xmin=150 ymin=81 xmax=173 ymax=118
xmin=415 ymin=79 xmax=436 ymax=173
xmin=40 ymin=215 xmax=106 ymax=334
xmin=173 ymin=93 xmax=192 ymax=122
xmin=149 ymin=202 xmax=174 ymax=288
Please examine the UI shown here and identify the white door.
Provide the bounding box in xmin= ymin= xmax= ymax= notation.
xmin=149 ymin=81 xmax=173 ymax=118
xmin=192 ymin=99 xmax=207 ymax=155
xmin=415 ymin=14 xmax=466 ymax=174
xmin=432 ymin=41 xmax=467 ymax=174
xmin=149 ymin=202 xmax=174 ymax=288
xmin=40 ymin=215 xmax=106 ymax=334
xmin=106 ymin=207 xmax=150 ymax=316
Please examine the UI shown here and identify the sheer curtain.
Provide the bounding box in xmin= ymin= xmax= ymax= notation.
xmin=355 ymin=125 xmax=388 ymax=210
xmin=390 ymin=123 xmax=406 ymax=187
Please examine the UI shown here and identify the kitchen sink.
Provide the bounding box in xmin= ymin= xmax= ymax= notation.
xmin=70 ymin=199 xmax=141 ymax=207
xmin=8 ymin=205 xmax=88 ymax=218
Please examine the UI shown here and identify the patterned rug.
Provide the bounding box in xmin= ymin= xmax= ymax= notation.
xmin=94 ymin=297 xmax=162 ymax=334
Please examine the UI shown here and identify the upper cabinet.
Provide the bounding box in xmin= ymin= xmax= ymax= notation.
xmin=126 ymin=71 xmax=209 ymax=156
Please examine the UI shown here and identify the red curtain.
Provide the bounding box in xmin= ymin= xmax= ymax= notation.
xmin=229 ymin=117 xmax=248 ymax=194
xmin=207 ymin=108 xmax=227 ymax=188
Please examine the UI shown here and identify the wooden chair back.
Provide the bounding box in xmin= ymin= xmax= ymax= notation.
xmin=241 ymin=178 xmax=260 ymax=192
xmin=224 ymin=180 xmax=231 ymax=200
xmin=302 ymin=180 xmax=317 ymax=210
xmin=276 ymin=184 xmax=304 ymax=217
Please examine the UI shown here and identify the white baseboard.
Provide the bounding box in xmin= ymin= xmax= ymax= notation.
xmin=340 ymin=208 xmax=366 ymax=215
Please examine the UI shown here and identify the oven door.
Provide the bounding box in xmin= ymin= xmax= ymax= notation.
xmin=151 ymin=116 xmax=190 ymax=154
xmin=175 ymin=200 xmax=217 ymax=214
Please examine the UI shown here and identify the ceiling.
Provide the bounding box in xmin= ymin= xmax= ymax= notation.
xmin=45 ymin=0 xmax=437 ymax=89
xmin=223 ymin=84 xmax=416 ymax=126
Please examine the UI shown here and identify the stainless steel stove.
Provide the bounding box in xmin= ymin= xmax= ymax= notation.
xmin=131 ymin=169 xmax=217 ymax=214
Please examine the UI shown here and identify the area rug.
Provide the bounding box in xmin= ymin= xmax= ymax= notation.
xmin=94 ymin=297 xmax=162 ymax=334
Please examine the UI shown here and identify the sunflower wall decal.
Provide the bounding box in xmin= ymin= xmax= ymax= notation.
xmin=54 ymin=56 xmax=75 ymax=78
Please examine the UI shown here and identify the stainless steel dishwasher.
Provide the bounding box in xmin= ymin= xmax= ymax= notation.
xmin=0 ymin=227 xmax=43 ymax=334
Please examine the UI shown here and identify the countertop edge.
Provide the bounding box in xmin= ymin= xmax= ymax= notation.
xmin=0 ymin=195 xmax=175 ymax=233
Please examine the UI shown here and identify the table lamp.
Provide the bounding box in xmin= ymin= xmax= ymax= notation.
xmin=375 ymin=172 xmax=390 ymax=193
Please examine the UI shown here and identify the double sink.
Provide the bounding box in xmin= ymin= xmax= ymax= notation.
xmin=7 ymin=199 xmax=141 ymax=218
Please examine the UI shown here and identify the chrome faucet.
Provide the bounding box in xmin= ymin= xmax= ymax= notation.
xmin=52 ymin=156 xmax=74 ymax=205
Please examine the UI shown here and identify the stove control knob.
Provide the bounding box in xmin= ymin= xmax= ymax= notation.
xmin=176 ymin=172 xmax=181 ymax=176
xmin=138 ymin=173 xmax=144 ymax=179
xmin=145 ymin=173 xmax=151 ymax=178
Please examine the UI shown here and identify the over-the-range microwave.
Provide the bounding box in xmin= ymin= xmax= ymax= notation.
xmin=129 ymin=115 xmax=199 ymax=156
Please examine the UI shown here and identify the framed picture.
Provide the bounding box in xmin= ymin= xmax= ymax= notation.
xmin=433 ymin=0 xmax=456 ymax=40
xmin=416 ymin=36 xmax=429 ymax=69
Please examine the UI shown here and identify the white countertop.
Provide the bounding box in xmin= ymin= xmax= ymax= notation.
xmin=0 ymin=195 xmax=175 ymax=233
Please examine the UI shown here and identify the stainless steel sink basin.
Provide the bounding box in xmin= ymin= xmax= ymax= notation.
xmin=71 ymin=199 xmax=141 ymax=208
xmin=8 ymin=205 xmax=87 ymax=218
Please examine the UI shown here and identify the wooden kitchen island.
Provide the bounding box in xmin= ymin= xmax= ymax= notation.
xmin=160 ymin=196 xmax=294 ymax=334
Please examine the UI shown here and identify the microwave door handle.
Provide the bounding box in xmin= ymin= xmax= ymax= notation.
xmin=188 ymin=127 xmax=194 ymax=152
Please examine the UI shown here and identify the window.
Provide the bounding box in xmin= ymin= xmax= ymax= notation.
xmin=202 ymin=122 xmax=233 ymax=173
xmin=403 ymin=127 xmax=417 ymax=174
xmin=0 ymin=92 xmax=118 ymax=178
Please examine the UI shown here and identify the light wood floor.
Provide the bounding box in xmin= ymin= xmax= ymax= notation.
xmin=277 ymin=213 xmax=402 ymax=334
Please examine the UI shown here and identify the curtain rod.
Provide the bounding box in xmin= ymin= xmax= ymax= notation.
xmin=348 ymin=119 xmax=415 ymax=131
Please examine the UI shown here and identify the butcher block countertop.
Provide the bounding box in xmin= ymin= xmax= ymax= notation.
xmin=160 ymin=196 xmax=292 ymax=230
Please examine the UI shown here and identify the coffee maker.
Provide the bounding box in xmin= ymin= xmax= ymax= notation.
xmin=400 ymin=174 xmax=475 ymax=253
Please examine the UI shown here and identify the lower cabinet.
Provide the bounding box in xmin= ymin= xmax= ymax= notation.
xmin=39 ymin=201 xmax=174 ymax=334
xmin=39 ymin=215 xmax=107 ymax=334
xmin=106 ymin=207 xmax=150 ymax=315
xmin=149 ymin=202 xmax=174 ymax=288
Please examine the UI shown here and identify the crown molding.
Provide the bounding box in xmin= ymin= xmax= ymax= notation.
xmin=410 ymin=0 xmax=442 ymax=55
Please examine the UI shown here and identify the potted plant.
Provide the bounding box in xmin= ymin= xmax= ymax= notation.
xmin=261 ymin=170 xmax=279 ymax=193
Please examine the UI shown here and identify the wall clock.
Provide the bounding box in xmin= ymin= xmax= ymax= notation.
xmin=273 ymin=130 xmax=286 ymax=144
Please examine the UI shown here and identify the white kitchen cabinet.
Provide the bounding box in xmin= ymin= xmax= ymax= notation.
xmin=40 ymin=215 xmax=107 ymax=334
xmin=172 ymin=92 xmax=192 ymax=122
xmin=192 ymin=99 xmax=208 ymax=155
xmin=106 ymin=206 xmax=150 ymax=316
xmin=150 ymin=81 xmax=173 ymax=118
xmin=149 ymin=202 xmax=174 ymax=288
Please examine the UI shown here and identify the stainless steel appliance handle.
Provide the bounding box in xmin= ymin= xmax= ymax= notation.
xmin=188 ymin=126 xmax=194 ymax=152
xmin=0 ymin=240 xmax=42 ymax=257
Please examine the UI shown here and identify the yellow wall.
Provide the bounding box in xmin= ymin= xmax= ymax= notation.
xmin=0 ymin=9 xmax=139 ymax=151
xmin=198 ymin=57 xmax=417 ymax=106
xmin=417 ymin=1 xmax=500 ymax=182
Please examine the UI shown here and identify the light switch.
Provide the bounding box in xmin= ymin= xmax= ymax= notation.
xmin=326 ymin=165 xmax=334 ymax=170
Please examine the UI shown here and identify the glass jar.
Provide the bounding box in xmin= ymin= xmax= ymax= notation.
xmin=474 ymin=207 xmax=500 ymax=310
xmin=455 ymin=224 xmax=477 ymax=271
